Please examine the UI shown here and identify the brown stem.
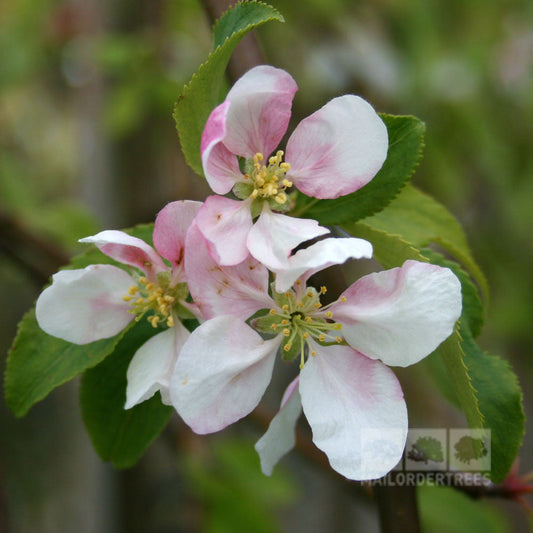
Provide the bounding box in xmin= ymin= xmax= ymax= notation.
xmin=0 ymin=206 xmax=70 ymax=285
xmin=375 ymin=484 xmax=421 ymax=533
xmin=0 ymin=462 xmax=10 ymax=533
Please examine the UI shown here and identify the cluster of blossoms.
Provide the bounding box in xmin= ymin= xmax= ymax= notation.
xmin=36 ymin=66 xmax=462 ymax=480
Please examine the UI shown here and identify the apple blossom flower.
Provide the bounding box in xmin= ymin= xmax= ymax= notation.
xmin=35 ymin=200 xmax=202 ymax=408
xmin=170 ymin=226 xmax=462 ymax=480
xmin=197 ymin=64 xmax=388 ymax=269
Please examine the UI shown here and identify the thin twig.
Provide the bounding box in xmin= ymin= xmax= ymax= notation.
xmin=0 ymin=206 xmax=70 ymax=285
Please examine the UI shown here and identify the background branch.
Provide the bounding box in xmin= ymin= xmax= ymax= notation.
xmin=0 ymin=207 xmax=69 ymax=285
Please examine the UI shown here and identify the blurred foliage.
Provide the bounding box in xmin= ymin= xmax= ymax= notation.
xmin=1 ymin=0 xmax=533 ymax=531
xmin=183 ymin=438 xmax=297 ymax=533
xmin=418 ymin=485 xmax=512 ymax=533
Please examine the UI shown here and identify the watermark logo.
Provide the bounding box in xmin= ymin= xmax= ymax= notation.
xmin=361 ymin=428 xmax=491 ymax=487
xmin=449 ymin=428 xmax=491 ymax=472
xmin=405 ymin=429 xmax=447 ymax=471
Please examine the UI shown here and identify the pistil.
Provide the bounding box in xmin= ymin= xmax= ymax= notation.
xmin=256 ymin=284 xmax=344 ymax=368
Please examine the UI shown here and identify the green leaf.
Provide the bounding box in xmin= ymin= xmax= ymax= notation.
xmin=359 ymin=184 xmax=489 ymax=302
xmin=80 ymin=320 xmax=173 ymax=468
xmin=418 ymin=485 xmax=512 ymax=533
xmin=173 ymin=1 xmax=284 ymax=176
xmin=344 ymin=222 xmax=484 ymax=435
xmin=460 ymin=326 xmax=524 ymax=482
xmin=436 ymin=330 xmax=484 ymax=431
xmin=344 ymin=220 xmax=427 ymax=266
xmin=345 ymin=222 xmax=524 ymax=481
xmin=4 ymin=309 xmax=129 ymax=417
xmin=294 ymin=114 xmax=425 ymax=225
xmin=4 ymin=223 xmax=155 ymax=417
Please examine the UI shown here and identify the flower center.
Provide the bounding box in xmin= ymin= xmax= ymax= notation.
xmin=245 ymin=151 xmax=292 ymax=204
xmin=122 ymin=274 xmax=183 ymax=328
xmin=255 ymin=284 xmax=343 ymax=368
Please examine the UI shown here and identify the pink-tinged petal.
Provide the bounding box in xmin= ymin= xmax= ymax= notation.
xmin=125 ymin=320 xmax=190 ymax=409
xmin=169 ymin=316 xmax=281 ymax=434
xmin=80 ymin=230 xmax=167 ymax=282
xmin=223 ymin=65 xmax=298 ymax=158
xmin=286 ymin=95 xmax=388 ymax=199
xmin=247 ymin=204 xmax=329 ymax=270
xmin=274 ymin=237 xmax=373 ymax=292
xmin=36 ymin=265 xmax=134 ymax=344
xmin=300 ymin=341 xmax=407 ymax=480
xmin=255 ymin=377 xmax=302 ymax=476
xmin=201 ymin=100 xmax=243 ymax=194
xmin=331 ymin=260 xmax=462 ymax=367
xmin=185 ymin=223 xmax=274 ymax=320
xmin=153 ymin=200 xmax=202 ymax=284
xmin=195 ymin=195 xmax=253 ymax=266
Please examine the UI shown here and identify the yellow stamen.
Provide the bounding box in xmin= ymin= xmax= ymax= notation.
xmin=148 ymin=316 xmax=160 ymax=328
xmin=246 ymin=151 xmax=291 ymax=202
xmin=123 ymin=275 xmax=180 ymax=330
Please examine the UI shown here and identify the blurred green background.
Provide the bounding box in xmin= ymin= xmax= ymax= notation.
xmin=1 ymin=0 xmax=532 ymax=531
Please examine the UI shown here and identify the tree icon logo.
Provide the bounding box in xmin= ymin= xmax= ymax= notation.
xmin=407 ymin=436 xmax=445 ymax=464
xmin=454 ymin=435 xmax=488 ymax=464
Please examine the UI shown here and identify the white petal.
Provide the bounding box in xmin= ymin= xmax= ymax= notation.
xmin=153 ymin=200 xmax=202 ymax=264
xmin=331 ymin=260 xmax=462 ymax=367
xmin=195 ymin=195 xmax=253 ymax=266
xmin=185 ymin=223 xmax=273 ymax=321
xmin=286 ymin=95 xmax=388 ymax=199
xmin=255 ymin=377 xmax=302 ymax=476
xmin=170 ymin=316 xmax=281 ymax=434
xmin=274 ymin=237 xmax=373 ymax=292
xmin=125 ymin=320 xmax=190 ymax=409
xmin=201 ymin=100 xmax=244 ymax=194
xmin=224 ymin=65 xmax=298 ymax=158
xmin=80 ymin=230 xmax=167 ymax=281
xmin=247 ymin=204 xmax=329 ymax=270
xmin=300 ymin=342 xmax=407 ymax=480
xmin=36 ymin=265 xmax=134 ymax=344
